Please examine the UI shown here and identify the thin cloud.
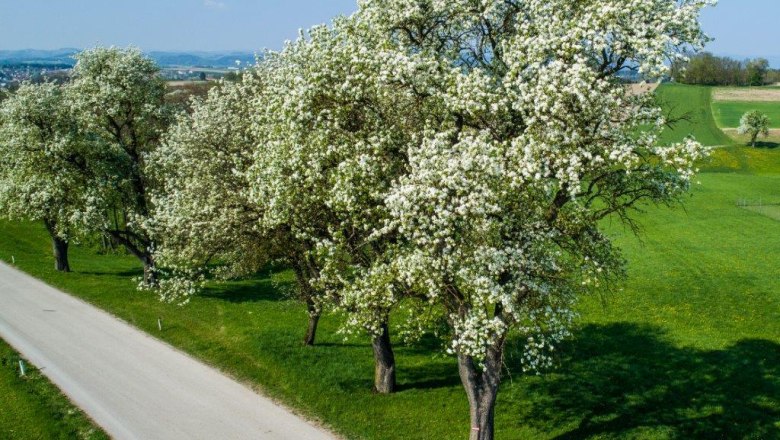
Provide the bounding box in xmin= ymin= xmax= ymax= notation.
xmin=203 ymin=0 xmax=226 ymax=10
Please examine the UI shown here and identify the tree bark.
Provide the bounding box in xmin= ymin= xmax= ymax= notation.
xmin=44 ymin=219 xmax=70 ymax=272
xmin=372 ymin=321 xmax=396 ymax=394
xmin=458 ymin=343 xmax=504 ymax=440
xmin=52 ymin=235 xmax=71 ymax=272
xmin=291 ymin=260 xmax=321 ymax=346
xmin=304 ymin=298 xmax=320 ymax=346
xmin=142 ymin=254 xmax=156 ymax=286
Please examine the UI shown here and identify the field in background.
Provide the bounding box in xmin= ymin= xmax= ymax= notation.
xmin=713 ymin=87 xmax=780 ymax=102
xmin=0 ymin=83 xmax=778 ymax=439
xmin=0 ymin=338 xmax=108 ymax=439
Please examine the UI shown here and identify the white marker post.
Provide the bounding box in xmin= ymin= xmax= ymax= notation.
xmin=157 ymin=317 xmax=162 ymax=331
xmin=18 ymin=360 xmax=26 ymax=377
xmin=11 ymin=255 xmax=15 ymax=265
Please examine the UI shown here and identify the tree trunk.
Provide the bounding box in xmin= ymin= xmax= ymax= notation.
xmin=105 ymin=230 xmax=156 ymax=285
xmin=44 ymin=219 xmax=70 ymax=272
xmin=52 ymin=235 xmax=70 ymax=272
xmin=372 ymin=321 xmax=396 ymax=394
xmin=291 ymin=261 xmax=321 ymax=346
xmin=304 ymin=299 xmax=320 ymax=346
xmin=141 ymin=254 xmax=156 ymax=286
xmin=458 ymin=344 xmax=504 ymax=440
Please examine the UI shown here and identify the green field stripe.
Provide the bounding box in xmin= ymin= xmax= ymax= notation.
xmin=656 ymin=84 xmax=733 ymax=147
xmin=712 ymin=101 xmax=780 ymax=129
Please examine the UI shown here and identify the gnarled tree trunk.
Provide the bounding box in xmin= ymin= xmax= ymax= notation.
xmin=304 ymin=298 xmax=320 ymax=346
xmin=372 ymin=321 xmax=396 ymax=394
xmin=458 ymin=342 xmax=504 ymax=440
xmin=44 ymin=219 xmax=70 ymax=272
xmin=291 ymin=260 xmax=321 ymax=346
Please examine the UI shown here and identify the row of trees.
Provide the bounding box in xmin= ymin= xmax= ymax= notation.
xmin=0 ymin=1 xmax=712 ymax=438
xmin=672 ymin=52 xmax=779 ymax=86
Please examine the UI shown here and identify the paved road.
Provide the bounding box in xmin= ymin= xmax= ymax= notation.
xmin=0 ymin=262 xmax=337 ymax=440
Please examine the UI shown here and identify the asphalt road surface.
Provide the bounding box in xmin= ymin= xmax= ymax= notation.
xmin=0 ymin=262 xmax=337 ymax=440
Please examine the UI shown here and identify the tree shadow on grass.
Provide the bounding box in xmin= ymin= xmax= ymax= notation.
xmin=751 ymin=141 xmax=779 ymax=149
xmin=78 ymin=268 xmax=144 ymax=278
xmin=198 ymin=263 xmax=297 ymax=303
xmin=200 ymin=277 xmax=289 ymax=303
xmin=397 ymin=360 xmax=460 ymax=392
xmin=523 ymin=323 xmax=779 ymax=439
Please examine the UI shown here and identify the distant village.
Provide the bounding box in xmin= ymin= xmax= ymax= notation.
xmin=0 ymin=49 xmax=255 ymax=91
xmin=0 ymin=63 xmax=240 ymax=91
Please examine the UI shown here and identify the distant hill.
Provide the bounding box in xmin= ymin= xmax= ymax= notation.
xmin=0 ymin=49 xmax=80 ymax=67
xmin=0 ymin=49 xmax=259 ymax=68
xmin=148 ymin=51 xmax=258 ymax=68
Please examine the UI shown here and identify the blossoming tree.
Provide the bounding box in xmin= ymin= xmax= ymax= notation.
xmin=66 ymin=47 xmax=172 ymax=284
xmin=246 ymin=20 xmax=433 ymax=393
xmin=738 ymin=110 xmax=770 ymax=147
xmin=333 ymin=0 xmax=712 ymax=437
xmin=0 ymin=82 xmax=88 ymax=272
xmin=149 ymin=72 xmax=331 ymax=345
xmin=148 ymin=74 xmax=265 ymax=298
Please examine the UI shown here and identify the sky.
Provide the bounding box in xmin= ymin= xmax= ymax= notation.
xmin=700 ymin=0 xmax=780 ymax=65
xmin=0 ymin=0 xmax=779 ymax=63
xmin=0 ymin=0 xmax=359 ymax=52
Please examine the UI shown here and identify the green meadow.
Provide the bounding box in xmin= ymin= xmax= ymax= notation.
xmin=0 ymin=83 xmax=778 ymax=439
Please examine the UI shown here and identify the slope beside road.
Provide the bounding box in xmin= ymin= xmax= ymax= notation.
xmin=0 ymin=261 xmax=337 ymax=440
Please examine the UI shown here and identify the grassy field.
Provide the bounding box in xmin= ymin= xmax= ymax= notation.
xmin=0 ymin=84 xmax=778 ymax=439
xmin=656 ymin=84 xmax=734 ymax=146
xmin=0 ymin=338 xmax=108 ymax=440
xmin=712 ymin=101 xmax=780 ymax=128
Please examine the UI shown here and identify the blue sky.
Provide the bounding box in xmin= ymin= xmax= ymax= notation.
xmin=0 ymin=0 xmax=778 ymax=64
xmin=0 ymin=0 xmax=358 ymax=52
xmin=700 ymin=0 xmax=780 ymax=65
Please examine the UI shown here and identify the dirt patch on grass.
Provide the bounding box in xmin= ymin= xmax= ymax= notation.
xmin=722 ymin=128 xmax=780 ymax=136
xmin=722 ymin=128 xmax=780 ymax=140
xmin=721 ymin=128 xmax=780 ymax=149
xmin=712 ymin=88 xmax=780 ymax=102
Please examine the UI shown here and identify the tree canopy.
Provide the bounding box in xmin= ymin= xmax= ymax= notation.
xmin=738 ymin=110 xmax=771 ymax=147
xmin=67 ymin=47 xmax=173 ymax=283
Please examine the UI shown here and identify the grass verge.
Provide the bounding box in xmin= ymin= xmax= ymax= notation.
xmin=0 ymin=338 xmax=108 ymax=440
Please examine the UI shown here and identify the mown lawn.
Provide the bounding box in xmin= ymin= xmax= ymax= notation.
xmin=712 ymin=101 xmax=780 ymax=128
xmin=0 ymin=338 xmax=108 ymax=440
xmin=1 ymin=147 xmax=779 ymax=439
